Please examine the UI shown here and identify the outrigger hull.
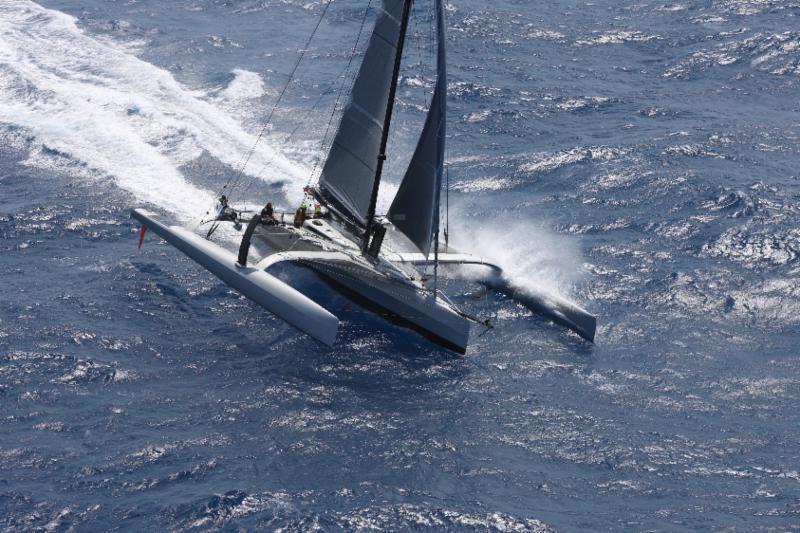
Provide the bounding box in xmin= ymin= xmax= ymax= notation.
xmin=132 ymin=209 xmax=339 ymax=346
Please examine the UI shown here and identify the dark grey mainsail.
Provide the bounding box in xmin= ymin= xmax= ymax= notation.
xmin=388 ymin=0 xmax=446 ymax=256
xmin=317 ymin=0 xmax=406 ymax=225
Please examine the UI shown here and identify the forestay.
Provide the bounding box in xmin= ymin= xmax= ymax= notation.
xmin=317 ymin=0 xmax=406 ymax=225
xmin=388 ymin=0 xmax=447 ymax=256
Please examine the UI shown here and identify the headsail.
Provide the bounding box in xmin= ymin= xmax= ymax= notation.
xmin=388 ymin=0 xmax=447 ymax=256
xmin=317 ymin=0 xmax=407 ymax=226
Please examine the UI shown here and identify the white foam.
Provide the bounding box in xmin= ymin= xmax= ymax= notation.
xmin=576 ymin=30 xmax=658 ymax=46
xmin=451 ymin=212 xmax=587 ymax=299
xmin=519 ymin=145 xmax=626 ymax=174
xmin=216 ymin=68 xmax=267 ymax=103
xmin=0 ymin=1 xmax=307 ymax=221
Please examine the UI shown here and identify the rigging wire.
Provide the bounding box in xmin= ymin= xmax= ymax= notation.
xmin=219 ymin=0 xmax=334 ymax=204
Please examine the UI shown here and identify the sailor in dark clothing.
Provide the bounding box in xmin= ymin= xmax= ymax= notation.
xmin=260 ymin=202 xmax=275 ymax=224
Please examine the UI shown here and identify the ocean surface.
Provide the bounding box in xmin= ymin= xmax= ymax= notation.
xmin=2 ymin=0 xmax=799 ymax=530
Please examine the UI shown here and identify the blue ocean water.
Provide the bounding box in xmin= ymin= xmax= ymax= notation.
xmin=2 ymin=0 xmax=799 ymax=529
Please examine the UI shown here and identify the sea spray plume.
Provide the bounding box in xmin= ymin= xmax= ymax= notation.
xmin=450 ymin=217 xmax=597 ymax=342
xmin=457 ymin=220 xmax=586 ymax=295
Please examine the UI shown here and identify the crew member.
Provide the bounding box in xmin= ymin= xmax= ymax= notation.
xmin=214 ymin=195 xmax=227 ymax=220
xmin=261 ymin=202 xmax=275 ymax=224
xmin=215 ymin=195 xmax=239 ymax=224
xmin=313 ymin=203 xmax=322 ymax=219
xmin=293 ymin=200 xmax=308 ymax=227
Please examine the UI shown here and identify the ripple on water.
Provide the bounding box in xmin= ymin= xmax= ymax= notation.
xmin=177 ymin=490 xmax=297 ymax=530
xmin=333 ymin=505 xmax=551 ymax=532
xmin=714 ymin=0 xmax=800 ymax=16
xmin=176 ymin=490 xmax=553 ymax=532
xmin=702 ymin=225 xmax=800 ymax=266
xmin=453 ymin=176 xmax=520 ymax=193
xmin=3 ymin=350 xmax=121 ymax=389
xmin=725 ymin=277 xmax=800 ymax=326
xmin=575 ymin=30 xmax=659 ymax=46
xmin=551 ymin=96 xmax=613 ymax=112
xmin=665 ymin=31 xmax=800 ymax=78
xmin=519 ymin=146 xmax=628 ymax=175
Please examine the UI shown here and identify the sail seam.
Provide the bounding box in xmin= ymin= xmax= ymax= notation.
xmin=377 ymin=6 xmax=400 ymax=26
xmin=347 ymin=101 xmax=384 ymax=130
xmin=372 ymin=31 xmax=398 ymax=48
xmin=330 ymin=140 xmax=378 ymax=176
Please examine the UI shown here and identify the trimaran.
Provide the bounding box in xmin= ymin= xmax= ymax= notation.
xmin=132 ymin=0 xmax=596 ymax=353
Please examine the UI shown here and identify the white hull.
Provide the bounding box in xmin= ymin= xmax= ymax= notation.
xmin=303 ymin=259 xmax=471 ymax=353
xmin=132 ymin=209 xmax=339 ymax=345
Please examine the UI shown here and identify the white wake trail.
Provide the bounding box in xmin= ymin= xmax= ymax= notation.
xmin=0 ymin=0 xmax=306 ymax=219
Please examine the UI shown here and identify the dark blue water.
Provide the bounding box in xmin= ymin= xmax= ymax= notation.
xmin=2 ymin=0 xmax=799 ymax=530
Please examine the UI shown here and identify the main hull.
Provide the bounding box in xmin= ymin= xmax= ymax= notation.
xmin=304 ymin=259 xmax=471 ymax=354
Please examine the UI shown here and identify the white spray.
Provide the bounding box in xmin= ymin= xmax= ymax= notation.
xmin=450 ymin=213 xmax=596 ymax=341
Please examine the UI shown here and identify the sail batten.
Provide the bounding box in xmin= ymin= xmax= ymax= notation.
xmin=317 ymin=0 xmax=407 ymax=225
xmin=388 ymin=0 xmax=447 ymax=256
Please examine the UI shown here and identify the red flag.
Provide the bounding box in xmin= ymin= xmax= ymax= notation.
xmin=137 ymin=224 xmax=148 ymax=250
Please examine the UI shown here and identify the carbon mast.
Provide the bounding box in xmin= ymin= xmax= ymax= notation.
xmin=361 ymin=0 xmax=414 ymax=255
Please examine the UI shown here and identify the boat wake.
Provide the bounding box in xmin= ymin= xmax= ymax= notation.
xmin=0 ymin=0 xmax=305 ymax=220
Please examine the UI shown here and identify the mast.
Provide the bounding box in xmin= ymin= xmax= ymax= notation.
xmin=433 ymin=196 xmax=440 ymax=300
xmin=362 ymin=0 xmax=414 ymax=254
xmin=445 ymin=163 xmax=449 ymax=251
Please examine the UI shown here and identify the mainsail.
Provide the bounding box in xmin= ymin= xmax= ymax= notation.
xmin=317 ymin=0 xmax=407 ymax=225
xmin=388 ymin=0 xmax=447 ymax=256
